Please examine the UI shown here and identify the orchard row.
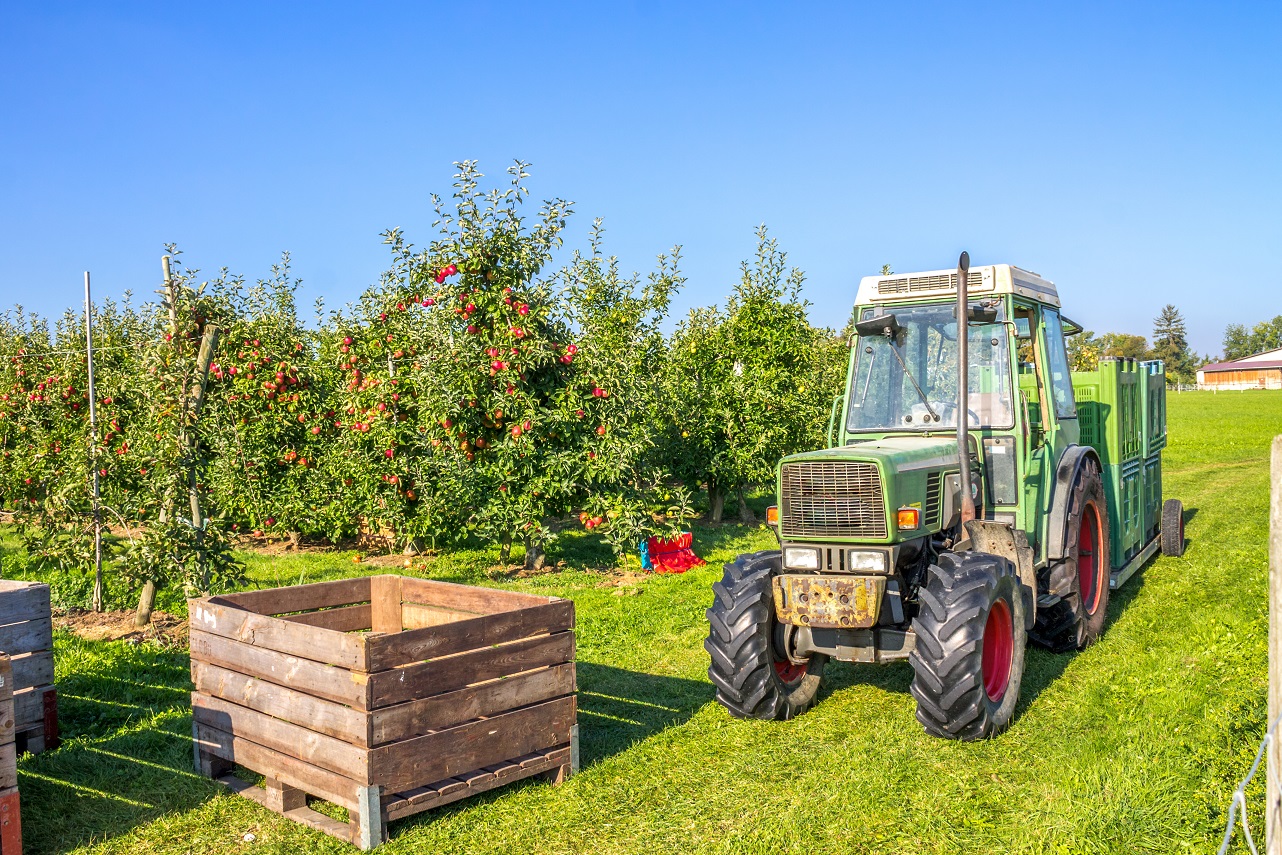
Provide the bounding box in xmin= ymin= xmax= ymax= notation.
xmin=0 ymin=162 xmax=846 ymax=612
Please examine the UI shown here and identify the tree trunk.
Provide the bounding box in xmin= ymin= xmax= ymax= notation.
xmin=135 ymin=579 xmax=157 ymax=627
xmin=401 ymin=537 xmax=423 ymax=555
xmin=709 ymin=480 xmax=726 ymax=524
xmin=500 ymin=535 xmax=512 ymax=564
xmin=287 ymin=531 xmax=302 ymax=551
xmin=523 ymin=536 xmax=546 ymax=573
xmin=737 ymin=489 xmax=757 ymax=524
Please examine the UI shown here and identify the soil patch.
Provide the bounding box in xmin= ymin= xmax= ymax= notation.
xmin=55 ymin=609 xmax=188 ymax=647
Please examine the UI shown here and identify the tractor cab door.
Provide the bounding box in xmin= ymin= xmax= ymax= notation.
xmin=1013 ymin=302 xmax=1080 ymax=563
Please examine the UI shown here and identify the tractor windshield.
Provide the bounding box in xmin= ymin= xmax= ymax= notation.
xmin=846 ymin=301 xmax=1014 ymax=432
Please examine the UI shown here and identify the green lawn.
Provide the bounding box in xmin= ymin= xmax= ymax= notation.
xmin=5 ymin=390 xmax=1280 ymax=853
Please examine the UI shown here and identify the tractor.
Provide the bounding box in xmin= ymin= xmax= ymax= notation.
xmin=705 ymin=255 xmax=1185 ymax=740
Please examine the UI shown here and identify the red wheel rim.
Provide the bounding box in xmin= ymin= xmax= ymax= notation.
xmin=982 ymin=599 xmax=1014 ymax=703
xmin=774 ymin=659 xmax=806 ymax=685
xmin=1077 ymin=501 xmax=1104 ymax=615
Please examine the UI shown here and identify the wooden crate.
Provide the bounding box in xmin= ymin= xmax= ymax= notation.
xmin=0 ymin=581 xmax=57 ymax=756
xmin=189 ymin=575 xmax=577 ymax=849
xmin=0 ymin=654 xmax=24 ymax=854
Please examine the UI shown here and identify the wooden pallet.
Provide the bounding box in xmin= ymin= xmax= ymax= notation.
xmin=0 ymin=581 xmax=58 ymax=756
xmin=190 ymin=575 xmax=577 ymax=849
xmin=0 ymin=654 xmax=24 ymax=855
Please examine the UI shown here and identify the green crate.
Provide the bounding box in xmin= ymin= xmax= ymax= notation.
xmin=1101 ymin=458 xmax=1146 ymax=567
xmin=1140 ymin=361 xmax=1167 ymax=456
xmin=1071 ymin=358 xmax=1144 ymax=466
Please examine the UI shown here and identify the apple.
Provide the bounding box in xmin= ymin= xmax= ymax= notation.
xmin=596 ymin=425 xmax=606 ymax=436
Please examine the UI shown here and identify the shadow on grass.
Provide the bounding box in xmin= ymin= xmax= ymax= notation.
xmin=813 ymin=565 xmax=1153 ymax=730
xmin=387 ymin=661 xmax=709 ymax=843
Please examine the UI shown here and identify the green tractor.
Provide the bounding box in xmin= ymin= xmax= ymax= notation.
xmin=706 ymin=255 xmax=1185 ymax=739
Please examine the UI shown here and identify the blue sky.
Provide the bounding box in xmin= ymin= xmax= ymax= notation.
xmin=2 ymin=1 xmax=1278 ymax=356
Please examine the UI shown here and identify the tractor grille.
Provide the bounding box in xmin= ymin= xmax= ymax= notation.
xmin=923 ymin=472 xmax=943 ymax=529
xmin=780 ymin=462 xmax=887 ymax=540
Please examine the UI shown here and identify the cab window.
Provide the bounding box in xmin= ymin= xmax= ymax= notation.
xmin=1042 ymin=309 xmax=1077 ymax=419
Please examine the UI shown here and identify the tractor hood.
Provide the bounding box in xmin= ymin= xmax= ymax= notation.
xmin=776 ymin=435 xmax=962 ymax=544
xmin=783 ymin=435 xmax=961 ymax=471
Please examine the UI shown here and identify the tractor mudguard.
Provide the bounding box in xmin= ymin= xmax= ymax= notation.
xmin=962 ymin=519 xmax=1036 ymax=629
xmin=1043 ymin=445 xmax=1103 ymax=594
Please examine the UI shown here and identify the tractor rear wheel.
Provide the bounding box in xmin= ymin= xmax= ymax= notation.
xmin=705 ymin=551 xmax=826 ymax=720
xmin=1161 ymin=499 xmax=1186 ymax=556
xmin=1034 ymin=457 xmax=1111 ymax=651
xmin=909 ymin=552 xmax=1026 ymax=741
xmin=1063 ymin=457 xmax=1111 ymax=648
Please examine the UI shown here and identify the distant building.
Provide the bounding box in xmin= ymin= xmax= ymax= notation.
xmin=1197 ymin=347 xmax=1282 ymax=390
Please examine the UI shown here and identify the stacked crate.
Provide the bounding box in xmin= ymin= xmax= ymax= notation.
xmin=190 ymin=575 xmax=577 ymax=850
xmin=1071 ymin=358 xmax=1167 ymax=566
xmin=0 ymin=582 xmax=57 ymax=755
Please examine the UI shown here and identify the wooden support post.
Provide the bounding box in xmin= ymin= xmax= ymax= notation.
xmin=264 ymin=777 xmax=306 ymax=813
xmin=192 ymin=719 xmax=230 ymax=779
xmin=353 ymin=784 xmax=385 ymax=851
xmin=1268 ymin=435 xmax=1282 ymax=855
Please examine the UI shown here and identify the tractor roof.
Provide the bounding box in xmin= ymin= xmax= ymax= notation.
xmin=855 ymin=264 xmax=1060 ymax=308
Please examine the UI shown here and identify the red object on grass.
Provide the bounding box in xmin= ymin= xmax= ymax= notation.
xmin=644 ymin=532 xmax=705 ymax=574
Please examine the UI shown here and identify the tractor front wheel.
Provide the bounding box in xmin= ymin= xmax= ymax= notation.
xmin=909 ymin=552 xmax=1026 ymax=740
xmin=706 ymin=551 xmax=825 ymax=720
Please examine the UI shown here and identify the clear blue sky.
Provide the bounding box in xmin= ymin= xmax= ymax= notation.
xmin=2 ymin=1 xmax=1278 ymax=356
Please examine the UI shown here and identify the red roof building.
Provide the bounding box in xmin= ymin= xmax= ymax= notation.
xmin=1197 ymin=347 xmax=1282 ymax=390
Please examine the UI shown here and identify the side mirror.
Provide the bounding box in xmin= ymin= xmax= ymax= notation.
xmin=854 ymin=313 xmax=902 ymax=339
xmin=968 ymin=305 xmax=999 ymax=324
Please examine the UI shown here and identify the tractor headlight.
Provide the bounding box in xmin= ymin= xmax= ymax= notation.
xmin=783 ymin=547 xmax=821 ymax=570
xmin=847 ymin=550 xmax=888 ymax=573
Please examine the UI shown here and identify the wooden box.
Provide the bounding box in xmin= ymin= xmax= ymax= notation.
xmin=0 ymin=654 xmax=24 ymax=854
xmin=0 ymin=581 xmax=58 ymax=755
xmin=189 ymin=575 xmax=577 ymax=849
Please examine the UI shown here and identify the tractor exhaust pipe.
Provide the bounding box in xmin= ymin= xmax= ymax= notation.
xmin=957 ymin=251 xmax=976 ymax=524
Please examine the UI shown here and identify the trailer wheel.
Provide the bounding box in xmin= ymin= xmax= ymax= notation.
xmin=1161 ymin=499 xmax=1186 ymax=556
xmin=909 ymin=552 xmax=1026 ymax=741
xmin=705 ymin=551 xmax=825 ymax=720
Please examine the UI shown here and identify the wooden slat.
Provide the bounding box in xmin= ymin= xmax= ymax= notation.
xmin=189 ymin=600 xmax=368 ymax=672
xmin=195 ymin=722 xmax=359 ymax=810
xmin=282 ymin=604 xmax=372 ymax=633
xmin=207 ymin=577 xmax=371 ymax=617
xmin=190 ymin=630 xmax=369 ymax=710
xmin=0 ymin=582 xmax=50 ymax=627
xmin=396 ymin=577 xmax=551 ymax=614
xmin=382 ymin=744 xmax=572 ymax=821
xmin=9 ymin=651 xmax=53 ymax=692
xmin=192 ymin=661 xmax=370 ymax=746
xmin=192 ymin=694 xmax=368 ymax=780
xmin=368 ymin=696 xmax=575 ymax=793
xmin=0 ymin=617 xmax=53 ymax=656
xmin=370 ymin=662 xmax=574 ymax=744
xmin=400 ymin=602 xmax=478 ymax=630
xmin=370 ymin=577 xmax=403 ymax=635
xmin=12 ymin=686 xmax=51 ymax=732
xmin=367 ymin=632 xmax=574 ymax=709
xmin=366 ymin=599 xmax=574 ymax=671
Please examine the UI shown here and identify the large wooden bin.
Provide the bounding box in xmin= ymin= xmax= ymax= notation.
xmin=0 ymin=581 xmax=58 ymax=755
xmin=189 ymin=575 xmax=577 ymax=849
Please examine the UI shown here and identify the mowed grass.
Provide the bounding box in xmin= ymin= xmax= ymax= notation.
xmin=5 ymin=390 xmax=1280 ymax=853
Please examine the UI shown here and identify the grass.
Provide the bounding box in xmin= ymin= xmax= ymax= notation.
xmin=4 ymin=389 xmax=1279 ymax=853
